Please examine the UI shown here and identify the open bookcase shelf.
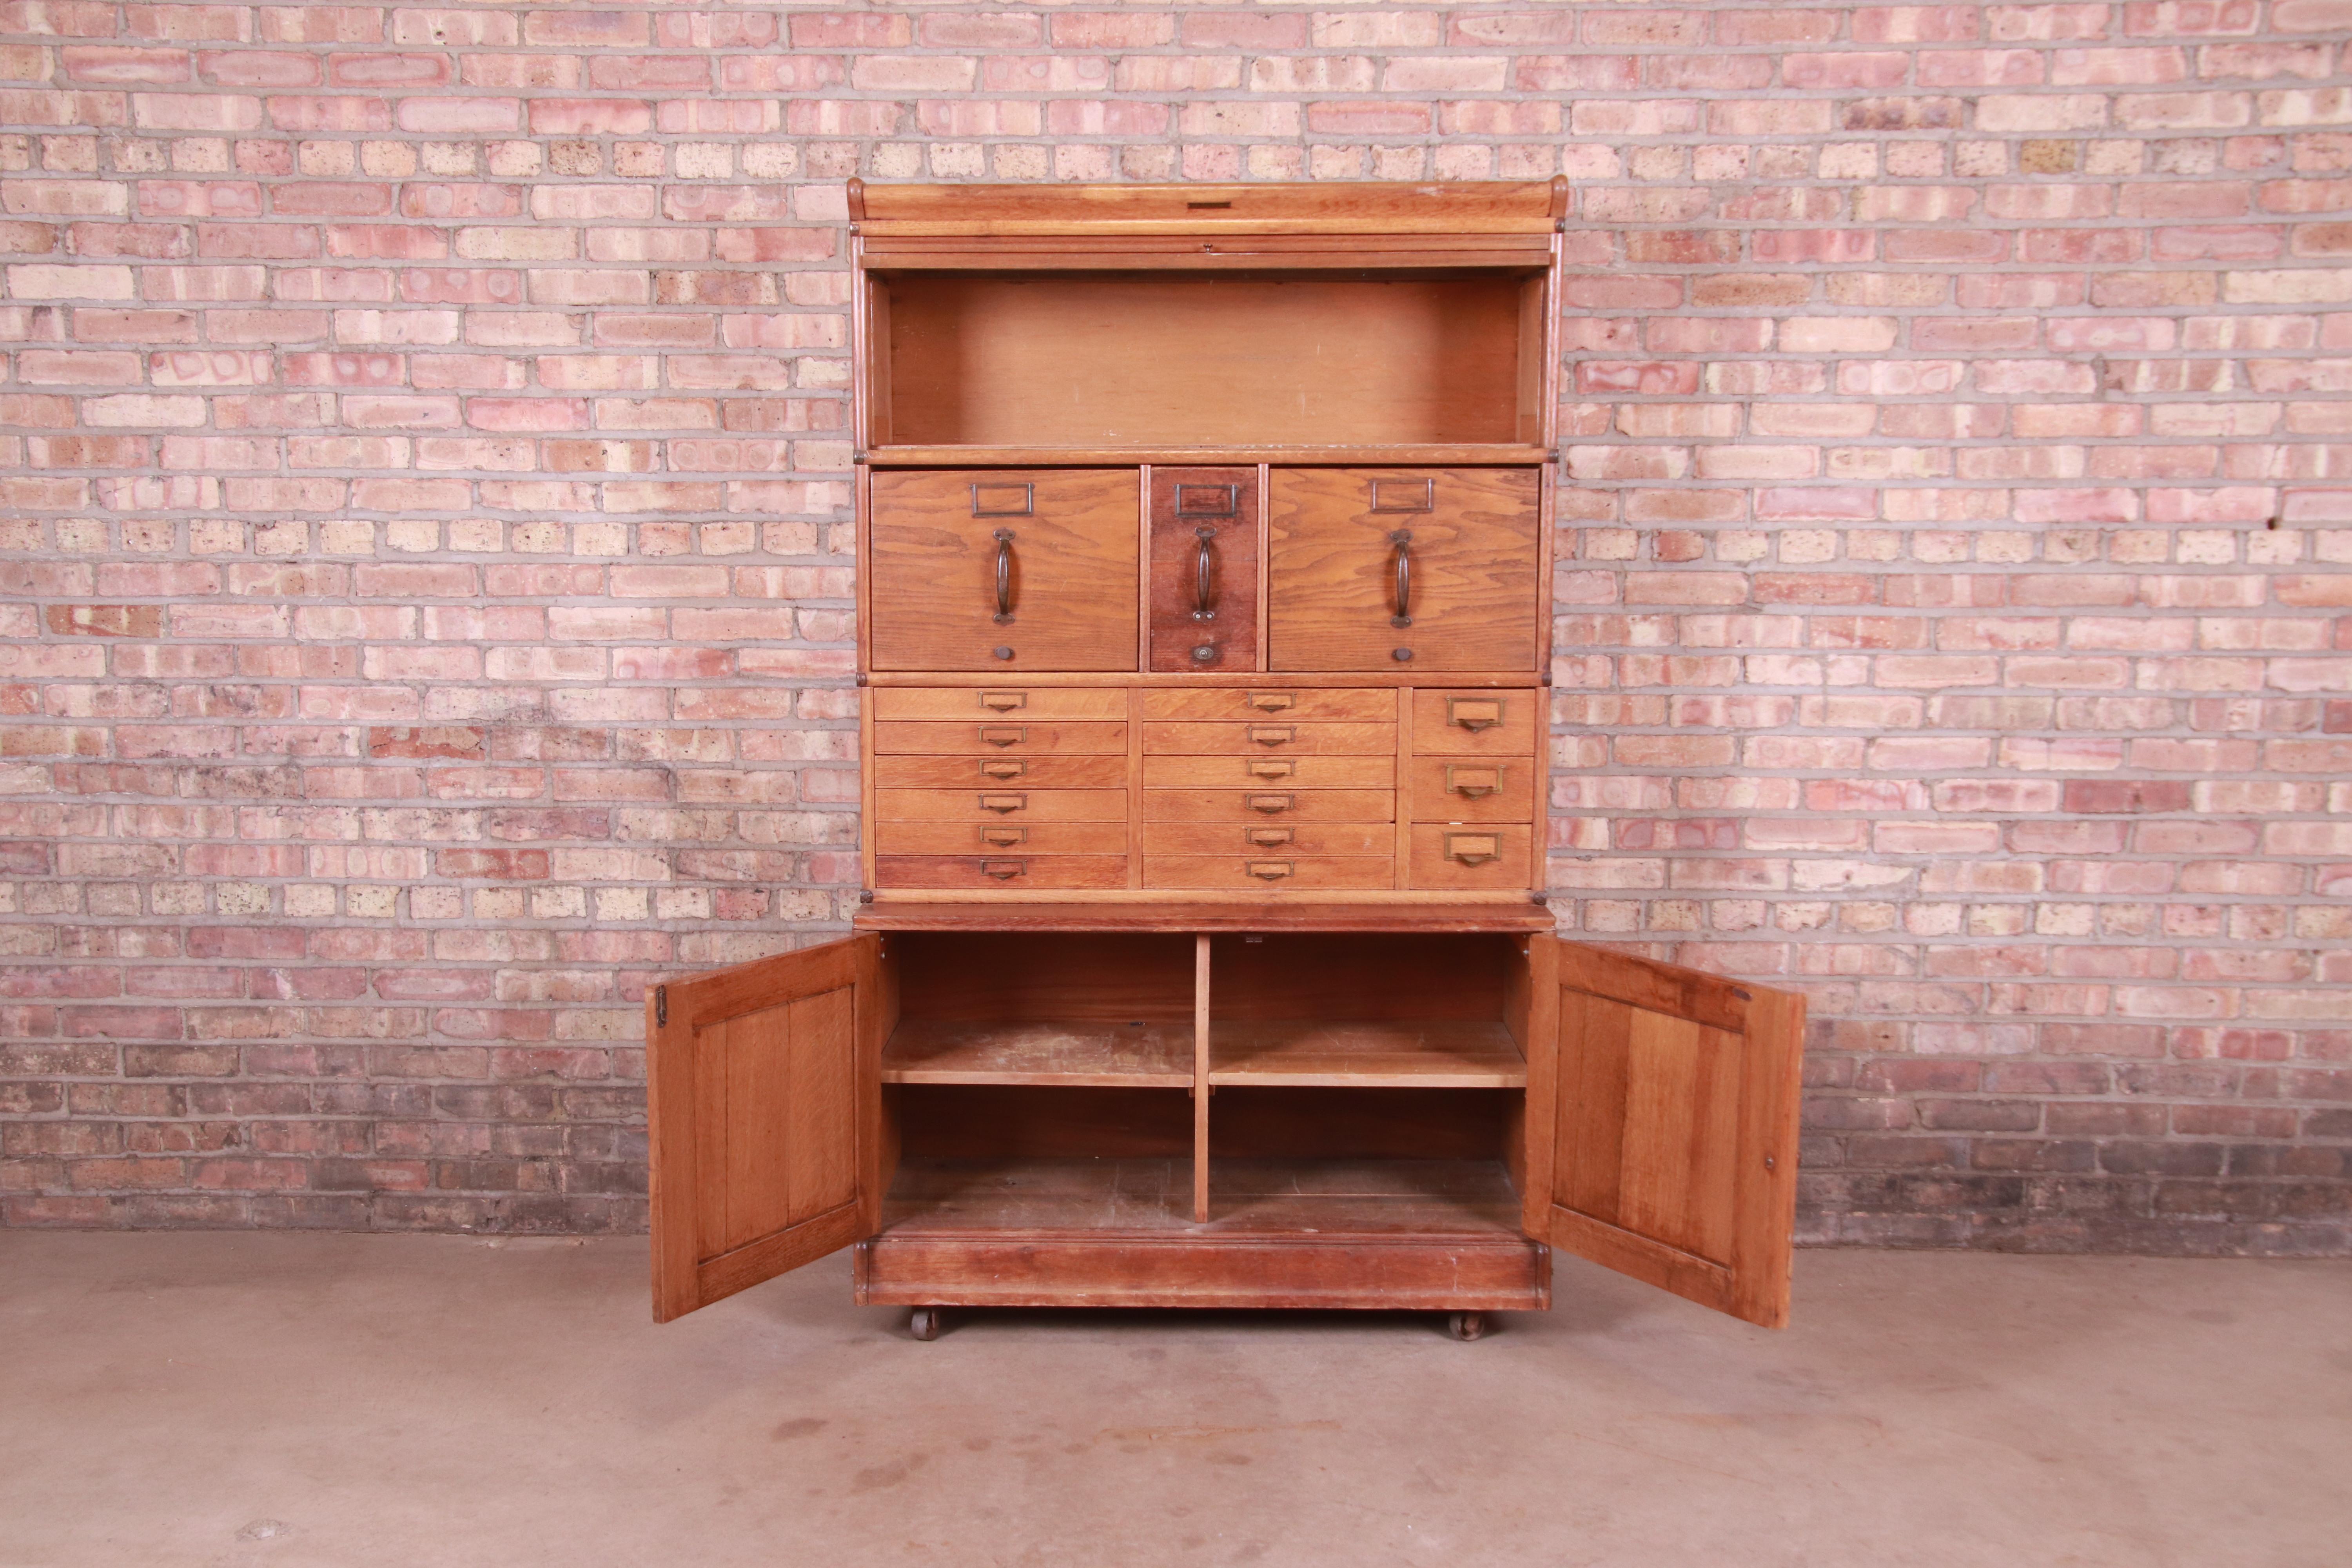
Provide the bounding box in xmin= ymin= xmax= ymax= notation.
xmin=881 ymin=1020 xmax=1192 ymax=1088
xmin=1208 ymin=1020 xmax=1525 ymax=1087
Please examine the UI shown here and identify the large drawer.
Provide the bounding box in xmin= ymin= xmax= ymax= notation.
xmin=1408 ymin=758 xmax=1534 ymax=823
xmin=1410 ymin=689 xmax=1539 ymax=758
xmin=873 ymin=686 xmax=1130 ymax=720
xmin=1142 ymin=722 xmax=1394 ymax=756
xmin=1142 ymin=822 xmax=1392 ymax=856
xmin=877 ymin=855 xmax=1128 ymax=890
xmin=1142 ymin=755 xmax=1392 ymax=789
xmin=1141 ymin=688 xmax=1397 ymax=722
xmin=875 ymin=755 xmax=1127 ymax=789
xmin=1406 ymin=825 xmax=1536 ymax=890
xmin=1143 ymin=856 xmax=1394 ymax=891
xmin=875 ymin=789 xmax=1128 ymax=822
xmin=1143 ymin=789 xmax=1392 ymax=824
xmin=876 ymin=820 xmax=1128 ymax=856
xmin=873 ymin=720 xmax=1128 ymax=756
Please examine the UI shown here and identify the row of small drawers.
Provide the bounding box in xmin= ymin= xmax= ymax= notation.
xmin=871 ymin=684 xmax=1535 ymax=753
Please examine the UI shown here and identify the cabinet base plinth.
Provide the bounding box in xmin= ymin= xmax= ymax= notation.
xmin=853 ymin=1232 xmax=1550 ymax=1312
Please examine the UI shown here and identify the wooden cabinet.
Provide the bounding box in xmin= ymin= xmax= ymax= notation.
xmin=652 ymin=181 xmax=1807 ymax=1340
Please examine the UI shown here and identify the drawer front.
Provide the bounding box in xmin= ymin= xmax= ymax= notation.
xmin=1141 ymin=721 xmax=1396 ymax=757
xmin=877 ymin=820 xmax=1129 ymax=856
xmin=1142 ymin=754 xmax=1393 ymax=790
xmin=875 ymin=789 xmax=1129 ymax=822
xmin=1410 ymin=689 xmax=1539 ymax=757
xmin=1407 ymin=825 xmax=1536 ymax=890
xmin=1267 ymin=467 xmax=1540 ymax=673
xmin=1142 ymin=821 xmax=1392 ymax=856
xmin=872 ymin=686 xmax=1130 ymax=720
xmin=869 ymin=468 xmax=1138 ymax=673
xmin=1144 ymin=855 xmax=1395 ymax=891
xmin=873 ymin=720 xmax=1128 ymax=756
xmin=875 ymin=754 xmax=1127 ymax=789
xmin=1143 ymin=789 xmax=1393 ymax=824
xmin=1408 ymin=758 xmax=1534 ymax=822
xmin=1141 ymin=687 xmax=1396 ymax=723
xmin=1150 ymin=466 xmax=1259 ymax=673
xmin=877 ymin=855 xmax=1129 ymax=890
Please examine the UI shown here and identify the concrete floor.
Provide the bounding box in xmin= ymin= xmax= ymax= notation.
xmin=2 ymin=1237 xmax=2346 ymax=1568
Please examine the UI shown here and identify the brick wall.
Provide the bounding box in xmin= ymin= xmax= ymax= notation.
xmin=1 ymin=0 xmax=2347 ymax=1253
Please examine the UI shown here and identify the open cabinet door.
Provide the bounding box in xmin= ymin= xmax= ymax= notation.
xmin=648 ymin=935 xmax=891 ymax=1323
xmin=1523 ymin=937 xmax=1806 ymax=1328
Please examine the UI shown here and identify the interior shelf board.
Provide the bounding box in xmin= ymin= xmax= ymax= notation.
xmin=1207 ymin=1020 xmax=1527 ymax=1088
xmin=881 ymin=1020 xmax=1193 ymax=1087
xmin=878 ymin=1157 xmax=1527 ymax=1238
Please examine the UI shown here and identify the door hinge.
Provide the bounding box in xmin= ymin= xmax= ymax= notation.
xmin=655 ymin=985 xmax=668 ymax=1027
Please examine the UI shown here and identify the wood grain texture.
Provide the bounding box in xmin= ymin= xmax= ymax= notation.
xmin=1408 ymin=688 xmax=1540 ymax=757
xmin=871 ymin=720 xmax=1129 ymax=756
xmin=881 ymin=1020 xmax=1192 ymax=1087
xmin=1142 ymin=721 xmax=1396 ymax=756
xmin=869 ymin=444 xmax=1550 ymax=467
xmin=1208 ymin=1020 xmax=1526 ymax=1087
xmin=1149 ymin=467 xmax=1259 ymax=673
xmin=857 ymin=180 xmax=1566 ymax=236
xmin=1142 ymin=788 xmax=1393 ymax=824
xmin=1407 ymin=824 xmax=1537 ymax=891
xmin=851 ymin=902 xmax=1555 ymax=934
xmin=1210 ymin=933 xmax=1511 ymax=1023
xmin=886 ymin=276 xmax=1530 ymax=448
xmin=1267 ymin=467 xmax=1541 ymax=672
xmin=1406 ymin=757 xmax=1536 ymax=823
xmin=1143 ymin=856 xmax=1395 ymax=891
xmin=871 ymin=686 xmax=1130 ymax=719
xmin=868 ymin=468 xmax=1137 ymax=671
xmin=1141 ymin=686 xmax=1397 ymax=721
xmin=874 ymin=755 xmax=1128 ymax=789
xmin=874 ymin=856 xmax=1130 ymax=890
xmin=1141 ymin=822 xmax=1392 ymax=856
xmin=874 ymin=788 xmax=1131 ymax=822
xmin=891 ymin=931 xmax=1194 ymax=1024
xmin=1142 ymin=754 xmax=1394 ymax=789
xmin=875 ymin=820 xmax=1129 ymax=856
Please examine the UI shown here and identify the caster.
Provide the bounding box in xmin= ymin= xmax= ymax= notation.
xmin=1446 ymin=1311 xmax=1487 ymax=1342
xmin=909 ymin=1307 xmax=943 ymax=1341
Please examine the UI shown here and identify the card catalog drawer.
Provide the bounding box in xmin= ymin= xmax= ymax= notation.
xmin=876 ymin=855 xmax=1129 ymax=890
xmin=1141 ymin=688 xmax=1397 ymax=722
xmin=872 ymin=686 xmax=1130 ymax=720
xmin=1407 ymin=825 xmax=1535 ymax=890
xmin=1142 ymin=755 xmax=1393 ymax=789
xmin=1141 ymin=722 xmax=1394 ymax=757
xmin=1143 ymin=789 xmax=1393 ymax=824
xmin=1409 ymin=689 xmax=1538 ymax=757
xmin=1143 ymin=856 xmax=1395 ymax=891
xmin=1142 ymin=822 xmax=1393 ymax=856
xmin=1407 ymin=758 xmax=1534 ymax=822
xmin=873 ymin=720 xmax=1128 ymax=756
xmin=874 ymin=755 xmax=1128 ymax=789
xmin=875 ymin=820 xmax=1129 ymax=856
xmin=876 ymin=789 xmax=1129 ymax=822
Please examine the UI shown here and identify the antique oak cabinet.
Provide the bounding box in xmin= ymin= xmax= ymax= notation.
xmin=647 ymin=183 xmax=1806 ymax=1340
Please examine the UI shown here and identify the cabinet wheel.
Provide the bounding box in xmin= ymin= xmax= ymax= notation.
xmin=1446 ymin=1311 xmax=1487 ymax=1342
xmin=909 ymin=1307 xmax=943 ymax=1341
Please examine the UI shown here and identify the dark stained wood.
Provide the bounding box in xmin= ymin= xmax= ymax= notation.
xmin=1212 ymin=1089 xmax=1514 ymax=1161
xmin=895 ymin=1087 xmax=1192 ymax=1159
xmin=853 ymin=901 xmax=1553 ymax=933
xmin=868 ymin=468 xmax=1138 ymax=672
xmin=1149 ymin=467 xmax=1259 ymax=673
xmin=857 ymin=180 xmax=1566 ymax=236
xmin=1267 ymin=467 xmax=1541 ymax=672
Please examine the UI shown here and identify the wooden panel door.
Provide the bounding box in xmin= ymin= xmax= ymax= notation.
xmin=649 ymin=935 xmax=889 ymax=1323
xmin=1149 ymin=466 xmax=1259 ymax=672
xmin=1521 ymin=938 xmax=1806 ymax=1328
xmin=869 ymin=469 xmax=1138 ymax=671
xmin=1266 ymin=467 xmax=1539 ymax=672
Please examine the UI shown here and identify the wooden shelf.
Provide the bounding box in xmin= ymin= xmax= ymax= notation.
xmin=881 ymin=1020 xmax=1192 ymax=1087
xmin=856 ymin=900 xmax=1554 ymax=934
xmin=1209 ymin=1021 xmax=1526 ymax=1088
xmin=864 ymin=445 xmax=1552 ymax=468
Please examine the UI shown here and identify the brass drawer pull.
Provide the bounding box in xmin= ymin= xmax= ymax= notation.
xmin=980 ymin=826 xmax=1027 ymax=848
xmin=1446 ymin=832 xmax=1501 ymax=867
xmin=1447 ymin=697 xmax=1503 ymax=733
xmin=1446 ymin=765 xmax=1503 ymax=799
xmin=979 ymin=691 xmax=1026 ymax=712
xmin=1175 ymin=483 xmax=1238 ymax=517
xmin=1389 ymin=529 xmax=1413 ymax=629
xmin=1245 ymin=793 xmax=1294 ymax=815
xmin=1248 ymin=726 xmax=1295 ymax=748
xmin=981 ymin=760 xmax=1025 ymax=780
xmin=1247 ymin=692 xmax=1295 ymax=713
xmin=980 ymin=859 xmax=1027 ymax=880
xmin=978 ymin=726 xmax=1025 ymax=748
xmin=1246 ymin=860 xmax=1294 ymax=881
xmin=1246 ymin=827 xmax=1294 ymax=848
xmin=1247 ymin=759 xmax=1294 ymax=780
xmin=979 ymin=793 xmax=1027 ymax=814
xmin=992 ymin=528 xmax=1016 ymax=624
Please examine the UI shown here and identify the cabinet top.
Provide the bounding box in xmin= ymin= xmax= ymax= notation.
xmin=848 ymin=180 xmax=1570 ymax=238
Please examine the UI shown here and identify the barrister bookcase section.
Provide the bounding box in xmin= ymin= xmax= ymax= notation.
xmin=648 ymin=183 xmax=1807 ymax=1338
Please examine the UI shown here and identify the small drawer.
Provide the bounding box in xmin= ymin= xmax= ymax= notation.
xmin=877 ymin=855 xmax=1129 ymax=890
xmin=1410 ymin=690 xmax=1537 ymax=757
xmin=1143 ymin=855 xmax=1395 ymax=891
xmin=1142 ymin=754 xmax=1393 ymax=789
xmin=1408 ymin=758 xmax=1534 ymax=822
xmin=876 ymin=820 xmax=1128 ymax=856
xmin=872 ymin=686 xmax=1130 ymax=720
xmin=1143 ymin=789 xmax=1393 ymax=824
xmin=1407 ymin=825 xmax=1535 ymax=890
xmin=1142 ymin=688 xmax=1397 ymax=722
xmin=875 ymin=788 xmax=1129 ymax=822
xmin=1142 ymin=821 xmax=1392 ymax=856
xmin=874 ymin=754 xmax=1127 ymax=789
xmin=873 ymin=720 xmax=1128 ymax=756
xmin=1141 ymin=721 xmax=1395 ymax=756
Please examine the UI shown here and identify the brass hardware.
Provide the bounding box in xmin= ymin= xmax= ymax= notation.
xmin=971 ymin=482 xmax=1033 ymax=517
xmin=980 ymin=859 xmax=1026 ymax=880
xmin=1446 ymin=832 xmax=1502 ymax=867
xmin=1246 ymin=693 xmax=1295 ymax=713
xmin=1389 ymin=528 xmax=1413 ymax=628
xmin=980 ymin=826 xmax=1027 ymax=847
xmin=1174 ymin=483 xmax=1238 ymax=517
xmin=1246 ymin=827 xmax=1294 ymax=848
xmin=992 ymin=528 xmax=1016 ymax=623
xmin=1370 ymin=477 xmax=1435 ymax=513
xmin=1247 ymin=726 xmax=1294 ymax=748
xmin=978 ymin=726 xmax=1025 ymax=748
xmin=1447 ymin=697 xmax=1503 ymax=733
xmin=980 ymin=760 xmax=1024 ymax=780
xmin=979 ymin=691 xmax=1026 ymax=712
xmin=654 ymin=985 xmax=666 ymax=1026
xmin=1245 ymin=860 xmax=1294 ymax=881
xmin=1446 ymin=765 xmax=1502 ymax=799
xmin=978 ymin=793 xmax=1027 ymax=814
xmin=1247 ymin=760 xmax=1294 ymax=780
xmin=1192 ymin=643 xmax=1218 ymax=663
xmin=1245 ymin=793 xmax=1294 ymax=815
xmin=1192 ymin=526 xmax=1217 ymax=621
